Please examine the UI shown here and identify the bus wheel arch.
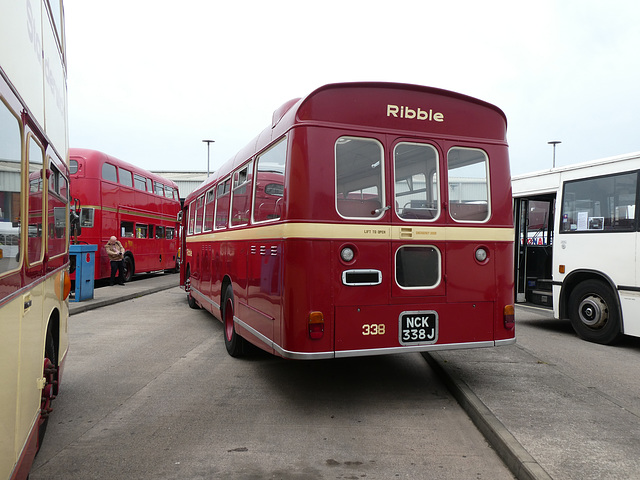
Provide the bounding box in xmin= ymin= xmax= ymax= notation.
xmin=38 ymin=314 xmax=59 ymax=450
xmin=222 ymin=283 xmax=246 ymax=357
xmin=123 ymin=253 xmax=134 ymax=283
xmin=567 ymin=277 xmax=623 ymax=345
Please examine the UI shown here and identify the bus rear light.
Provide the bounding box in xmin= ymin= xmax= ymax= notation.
xmin=308 ymin=311 xmax=324 ymax=339
xmin=503 ymin=305 xmax=515 ymax=329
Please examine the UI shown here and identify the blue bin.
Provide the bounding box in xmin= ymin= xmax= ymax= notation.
xmin=70 ymin=244 xmax=98 ymax=302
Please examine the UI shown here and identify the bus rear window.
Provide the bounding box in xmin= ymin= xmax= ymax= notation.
xmin=394 ymin=143 xmax=439 ymax=221
xmin=396 ymin=246 xmax=441 ymax=288
xmin=335 ymin=137 xmax=384 ymax=219
xmin=447 ymin=148 xmax=490 ymax=222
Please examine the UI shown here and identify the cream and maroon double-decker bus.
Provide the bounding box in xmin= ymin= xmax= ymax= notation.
xmin=0 ymin=1 xmax=71 ymax=478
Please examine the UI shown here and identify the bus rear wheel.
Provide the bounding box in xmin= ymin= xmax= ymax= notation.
xmin=568 ymin=279 xmax=622 ymax=345
xmin=186 ymin=269 xmax=199 ymax=309
xmin=222 ymin=285 xmax=246 ymax=357
xmin=123 ymin=254 xmax=134 ymax=283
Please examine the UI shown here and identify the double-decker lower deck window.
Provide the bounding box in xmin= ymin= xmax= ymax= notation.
xmin=335 ymin=137 xmax=384 ymax=218
xmin=0 ymin=100 xmax=22 ymax=274
xmin=561 ymin=171 xmax=638 ymax=232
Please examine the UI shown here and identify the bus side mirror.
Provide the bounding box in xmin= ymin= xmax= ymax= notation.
xmin=177 ymin=212 xmax=183 ymax=222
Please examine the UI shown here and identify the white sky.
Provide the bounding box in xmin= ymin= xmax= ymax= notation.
xmin=64 ymin=0 xmax=640 ymax=176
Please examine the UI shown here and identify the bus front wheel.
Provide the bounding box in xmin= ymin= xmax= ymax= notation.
xmin=222 ymin=285 xmax=245 ymax=357
xmin=568 ymin=279 xmax=622 ymax=345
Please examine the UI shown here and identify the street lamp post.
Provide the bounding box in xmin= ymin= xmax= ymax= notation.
xmin=548 ymin=140 xmax=561 ymax=169
xmin=202 ymin=139 xmax=215 ymax=177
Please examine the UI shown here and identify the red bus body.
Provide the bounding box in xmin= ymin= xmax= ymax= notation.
xmin=69 ymin=148 xmax=181 ymax=282
xmin=182 ymin=82 xmax=515 ymax=359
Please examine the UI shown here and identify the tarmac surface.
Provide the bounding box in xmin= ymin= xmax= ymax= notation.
xmin=69 ymin=274 xmax=638 ymax=480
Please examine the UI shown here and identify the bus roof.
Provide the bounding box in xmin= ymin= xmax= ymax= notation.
xmin=188 ymin=82 xmax=507 ymax=203
xmin=70 ymin=148 xmax=180 ymax=189
xmin=512 ymin=150 xmax=640 ymax=197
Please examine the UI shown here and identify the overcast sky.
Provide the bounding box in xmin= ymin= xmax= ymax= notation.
xmin=64 ymin=0 xmax=640 ymax=176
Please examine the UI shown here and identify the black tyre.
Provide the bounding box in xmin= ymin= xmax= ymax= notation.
xmin=568 ymin=279 xmax=622 ymax=345
xmin=123 ymin=255 xmax=134 ymax=283
xmin=38 ymin=326 xmax=57 ymax=450
xmin=222 ymin=285 xmax=246 ymax=357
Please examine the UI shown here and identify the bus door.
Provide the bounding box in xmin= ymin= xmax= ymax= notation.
xmin=391 ymin=140 xmax=447 ymax=298
xmin=514 ymin=194 xmax=555 ymax=305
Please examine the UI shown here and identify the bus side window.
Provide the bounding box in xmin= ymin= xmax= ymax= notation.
xmin=204 ymin=188 xmax=215 ymax=232
xmin=231 ymin=161 xmax=253 ymax=227
xmin=187 ymin=200 xmax=196 ymax=235
xmin=166 ymin=227 xmax=175 ymax=240
xmin=80 ymin=207 xmax=95 ymax=227
xmin=136 ymin=224 xmax=148 ymax=238
xmin=134 ymin=174 xmax=146 ymax=191
xmin=0 ymin=101 xmax=22 ymax=275
xmin=102 ymin=163 xmax=117 ymax=182
xmin=121 ymin=221 xmax=134 ymax=237
xmin=47 ymin=160 xmax=68 ymax=256
xmin=156 ymin=226 xmax=165 ymax=239
xmin=119 ymin=168 xmax=133 ymax=187
xmin=148 ymin=225 xmax=154 ymax=238
xmin=27 ymin=135 xmax=45 ymax=265
xmin=195 ymin=195 xmax=204 ymax=233
xmin=253 ymin=138 xmax=286 ymax=223
xmin=147 ymin=178 xmax=153 ymax=192
xmin=215 ymin=178 xmax=231 ymax=230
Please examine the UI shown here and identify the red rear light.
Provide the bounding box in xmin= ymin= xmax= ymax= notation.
xmin=503 ymin=305 xmax=515 ymax=329
xmin=308 ymin=311 xmax=324 ymax=339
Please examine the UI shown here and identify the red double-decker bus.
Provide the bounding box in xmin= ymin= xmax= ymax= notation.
xmin=69 ymin=148 xmax=181 ymax=282
xmin=181 ymin=82 xmax=515 ymax=359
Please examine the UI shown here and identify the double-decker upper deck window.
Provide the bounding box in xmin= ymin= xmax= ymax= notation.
xmin=119 ymin=167 xmax=133 ymax=187
xmin=253 ymin=138 xmax=286 ymax=223
xmin=102 ymin=163 xmax=117 ymax=182
xmin=134 ymin=174 xmax=147 ymax=191
xmin=560 ymin=171 xmax=637 ymax=233
xmin=447 ymin=148 xmax=490 ymax=222
xmin=394 ymin=143 xmax=439 ymax=221
xmin=336 ymin=137 xmax=384 ymax=218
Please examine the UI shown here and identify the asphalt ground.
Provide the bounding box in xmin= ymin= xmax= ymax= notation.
xmin=67 ymin=276 xmax=639 ymax=480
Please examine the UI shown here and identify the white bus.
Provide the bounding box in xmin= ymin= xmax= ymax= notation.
xmin=512 ymin=151 xmax=640 ymax=345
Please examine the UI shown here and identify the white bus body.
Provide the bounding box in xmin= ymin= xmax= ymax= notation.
xmin=512 ymin=151 xmax=640 ymax=344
